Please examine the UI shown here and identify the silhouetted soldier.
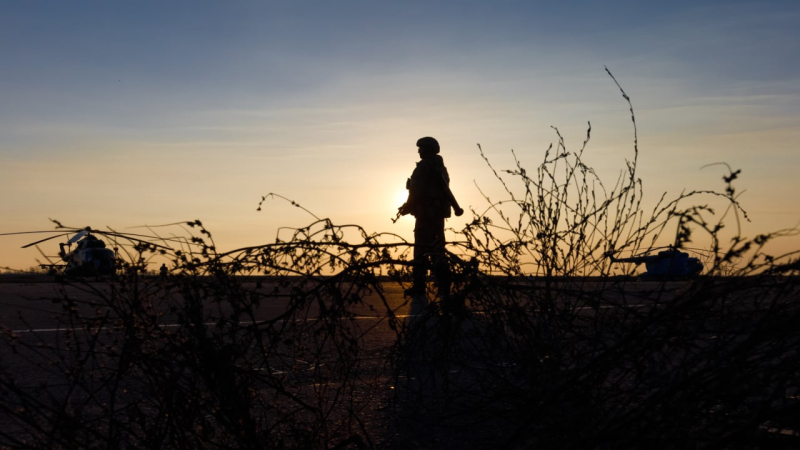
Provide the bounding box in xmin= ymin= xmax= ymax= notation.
xmin=398 ymin=137 xmax=463 ymax=300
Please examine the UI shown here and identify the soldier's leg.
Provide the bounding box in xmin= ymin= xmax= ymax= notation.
xmin=431 ymin=219 xmax=469 ymax=316
xmin=411 ymin=236 xmax=426 ymax=294
xmin=408 ymin=219 xmax=433 ymax=295
xmin=431 ymin=218 xmax=451 ymax=298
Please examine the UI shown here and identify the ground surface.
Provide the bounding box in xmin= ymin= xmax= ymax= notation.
xmin=1 ymin=276 xmax=798 ymax=449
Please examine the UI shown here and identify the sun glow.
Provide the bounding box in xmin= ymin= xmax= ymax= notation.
xmin=394 ymin=188 xmax=409 ymax=211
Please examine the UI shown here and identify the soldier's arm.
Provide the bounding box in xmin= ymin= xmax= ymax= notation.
xmin=446 ymin=185 xmax=464 ymax=216
xmin=398 ymin=177 xmax=417 ymax=216
xmin=439 ymin=170 xmax=463 ymax=216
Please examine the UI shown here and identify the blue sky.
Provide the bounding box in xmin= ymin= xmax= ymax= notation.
xmin=2 ymin=1 xmax=799 ymax=269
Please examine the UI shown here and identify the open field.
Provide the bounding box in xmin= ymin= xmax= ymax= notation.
xmin=0 ymin=275 xmax=699 ymax=329
xmin=1 ymin=276 xmax=799 ymax=449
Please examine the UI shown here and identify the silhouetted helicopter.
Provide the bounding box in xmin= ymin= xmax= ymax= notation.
xmin=611 ymin=246 xmax=703 ymax=279
xmin=4 ymin=223 xmax=180 ymax=277
xmin=22 ymin=229 xmax=116 ymax=276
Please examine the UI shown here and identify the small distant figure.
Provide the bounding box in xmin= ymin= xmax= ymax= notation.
xmin=398 ymin=137 xmax=464 ymax=301
xmin=159 ymin=263 xmax=168 ymax=279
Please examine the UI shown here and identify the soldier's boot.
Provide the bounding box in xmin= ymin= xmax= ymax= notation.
xmin=440 ymin=292 xmax=466 ymax=318
xmin=406 ymin=259 xmax=428 ymax=297
xmin=404 ymin=285 xmax=425 ymax=297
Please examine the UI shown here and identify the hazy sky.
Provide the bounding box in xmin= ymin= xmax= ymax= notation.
xmin=2 ymin=0 xmax=799 ymax=269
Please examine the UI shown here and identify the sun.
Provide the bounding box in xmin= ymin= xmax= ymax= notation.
xmin=394 ymin=188 xmax=409 ymax=210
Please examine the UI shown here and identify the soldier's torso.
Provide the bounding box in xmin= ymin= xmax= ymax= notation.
xmin=408 ymin=157 xmax=451 ymax=219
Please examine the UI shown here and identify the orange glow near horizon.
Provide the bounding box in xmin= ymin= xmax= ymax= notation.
xmin=1 ymin=2 xmax=799 ymax=271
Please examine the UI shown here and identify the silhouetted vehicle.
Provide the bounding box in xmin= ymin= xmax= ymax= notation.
xmin=58 ymin=231 xmax=116 ymax=276
xmin=612 ymin=247 xmax=703 ymax=279
xmin=24 ymin=230 xmax=116 ymax=277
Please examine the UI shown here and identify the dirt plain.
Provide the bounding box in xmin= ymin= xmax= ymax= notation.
xmin=1 ymin=275 xmax=799 ymax=449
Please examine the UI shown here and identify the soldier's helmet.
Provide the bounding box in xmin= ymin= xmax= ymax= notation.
xmin=416 ymin=136 xmax=440 ymax=154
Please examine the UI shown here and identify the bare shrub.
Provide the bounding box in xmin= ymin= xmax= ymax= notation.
xmin=1 ymin=71 xmax=798 ymax=449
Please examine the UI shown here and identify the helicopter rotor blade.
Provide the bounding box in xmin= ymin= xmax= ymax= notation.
xmin=1 ymin=230 xmax=76 ymax=237
xmin=96 ymin=229 xmax=175 ymax=250
xmin=21 ymin=233 xmax=70 ymax=249
xmin=35 ymin=245 xmax=57 ymax=266
xmin=67 ymin=230 xmax=89 ymax=244
xmin=10 ymin=227 xmax=180 ymax=252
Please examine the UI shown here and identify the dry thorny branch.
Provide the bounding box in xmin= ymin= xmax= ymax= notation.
xmin=1 ymin=72 xmax=799 ymax=449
